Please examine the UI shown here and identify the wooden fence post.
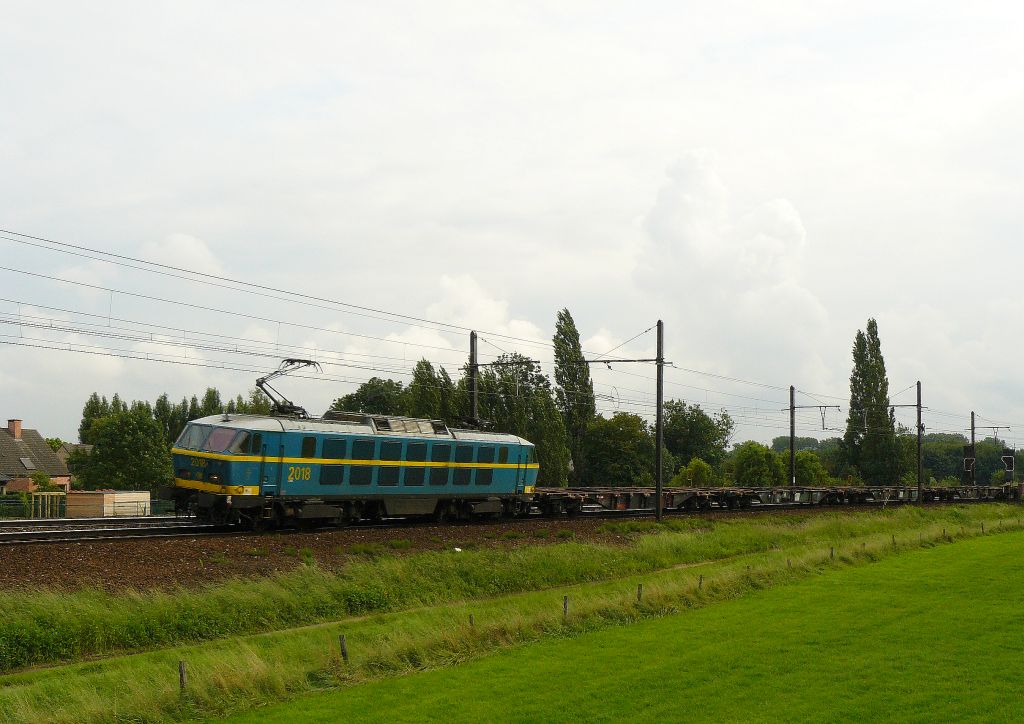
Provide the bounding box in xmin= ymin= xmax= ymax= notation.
xmin=698 ymin=574 xmax=704 ymax=589
xmin=563 ymin=595 xmax=569 ymax=618
xmin=469 ymin=614 xmax=475 ymax=628
xmin=830 ymin=547 xmax=834 ymax=559
xmin=637 ymin=583 xmax=643 ymax=602
xmin=339 ymin=634 xmax=349 ymax=663
xmin=179 ymin=660 xmax=187 ymax=691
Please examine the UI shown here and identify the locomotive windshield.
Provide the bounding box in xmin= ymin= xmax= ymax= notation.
xmin=175 ymin=424 xmax=251 ymax=455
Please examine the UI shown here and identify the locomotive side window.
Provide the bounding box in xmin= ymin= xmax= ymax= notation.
xmin=321 ymin=465 xmax=344 ymax=485
xmin=454 ymin=468 xmax=472 ymax=485
xmin=323 ymin=438 xmax=348 ymax=459
xmin=430 ymin=444 xmax=451 ymax=462
xmin=476 ymin=468 xmax=492 ymax=485
xmin=428 ymin=467 xmax=449 ymax=486
xmin=352 ymin=439 xmax=376 ymax=459
xmin=350 ymin=466 xmax=372 ymax=485
xmin=404 ymin=467 xmax=425 ymax=486
xmin=407 ymin=443 xmax=427 ymax=462
xmin=301 ymin=436 xmax=317 ymax=458
xmin=228 ymin=431 xmax=250 ymax=454
xmin=250 ymin=433 xmax=263 ymax=455
xmin=477 ymin=446 xmax=495 ymax=464
xmin=455 ymin=445 xmax=474 ymax=463
xmin=498 ymin=447 xmax=509 ymax=464
xmin=381 ymin=441 xmax=403 ymax=461
xmin=379 ymin=465 xmax=400 ymax=486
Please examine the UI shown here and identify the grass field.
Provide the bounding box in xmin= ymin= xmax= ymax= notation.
xmin=235 ymin=530 xmax=1024 ymax=723
xmin=0 ymin=506 xmax=1017 ymax=722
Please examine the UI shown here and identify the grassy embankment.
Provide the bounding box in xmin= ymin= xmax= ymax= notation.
xmin=0 ymin=505 xmax=1019 ymax=722
xmin=239 ymin=529 xmax=1024 ymax=723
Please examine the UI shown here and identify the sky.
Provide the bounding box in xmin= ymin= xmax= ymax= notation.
xmin=2 ymin=1 xmax=1023 ymax=447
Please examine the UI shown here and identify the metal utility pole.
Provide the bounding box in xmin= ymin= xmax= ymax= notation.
xmin=655 ymin=320 xmax=664 ymax=522
xmin=970 ymin=410 xmax=976 ymax=485
xmin=469 ymin=331 xmax=478 ymax=423
xmin=789 ymin=386 xmax=796 ymax=487
xmin=785 ymin=392 xmax=838 ymax=487
xmin=916 ymin=381 xmax=922 ymax=505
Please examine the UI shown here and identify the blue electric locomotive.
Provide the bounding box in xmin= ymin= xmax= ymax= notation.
xmin=168 ymin=410 xmax=539 ymax=527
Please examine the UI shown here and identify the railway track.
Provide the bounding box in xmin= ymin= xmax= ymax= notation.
xmin=0 ymin=517 xmax=231 ymax=544
xmin=0 ymin=494 xmax=1013 ymax=545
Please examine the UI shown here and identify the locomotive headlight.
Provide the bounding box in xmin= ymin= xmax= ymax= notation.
xmin=208 ymin=474 xmax=221 ymax=483
xmin=225 ymin=495 xmax=233 ymax=505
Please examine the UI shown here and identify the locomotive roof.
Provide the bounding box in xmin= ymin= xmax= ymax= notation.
xmin=186 ymin=414 xmax=532 ymax=445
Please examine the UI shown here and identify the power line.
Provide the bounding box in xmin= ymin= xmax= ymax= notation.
xmin=0 ymin=229 xmax=568 ymax=351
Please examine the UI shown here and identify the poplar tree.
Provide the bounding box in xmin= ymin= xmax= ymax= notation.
xmin=843 ymin=319 xmax=898 ymax=484
xmin=553 ymin=308 xmax=595 ymax=486
xmin=405 ymin=358 xmax=442 ymax=419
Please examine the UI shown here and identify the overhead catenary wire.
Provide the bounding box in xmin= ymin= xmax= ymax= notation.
xmin=0 ymin=229 xmax=590 ymax=353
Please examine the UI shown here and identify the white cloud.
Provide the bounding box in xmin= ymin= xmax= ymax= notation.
xmin=140 ymin=234 xmax=224 ymax=276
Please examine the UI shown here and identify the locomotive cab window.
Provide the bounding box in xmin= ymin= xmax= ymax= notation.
xmin=175 ymin=424 xmax=210 ymax=451
xmin=301 ymin=436 xmax=317 ymax=458
xmin=250 ymin=433 xmax=263 ymax=455
xmin=228 ymin=431 xmax=250 ymax=455
xmin=202 ymin=427 xmax=237 ymax=453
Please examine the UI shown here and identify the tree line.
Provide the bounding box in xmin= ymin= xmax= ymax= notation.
xmin=67 ymin=313 xmax=1001 ymax=491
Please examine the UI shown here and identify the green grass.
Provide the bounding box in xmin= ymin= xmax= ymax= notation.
xmin=0 ymin=505 xmax=1014 ymax=674
xmin=233 ymin=530 xmax=1024 ymax=723
xmin=0 ymin=510 xmax=1019 ymax=722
